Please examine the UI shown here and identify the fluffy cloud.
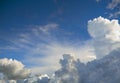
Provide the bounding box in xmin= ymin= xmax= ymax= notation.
xmin=85 ymin=48 xmax=120 ymax=83
xmin=0 ymin=58 xmax=30 ymax=80
xmin=49 ymin=48 xmax=120 ymax=83
xmin=50 ymin=54 xmax=79 ymax=83
xmin=21 ymin=74 xmax=50 ymax=83
xmin=88 ymin=16 xmax=120 ymax=42
xmin=88 ymin=16 xmax=120 ymax=58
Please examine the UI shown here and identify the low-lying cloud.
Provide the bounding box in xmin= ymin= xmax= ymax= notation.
xmin=0 ymin=58 xmax=30 ymax=80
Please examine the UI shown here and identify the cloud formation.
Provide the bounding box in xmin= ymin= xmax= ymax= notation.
xmin=109 ymin=11 xmax=120 ymax=18
xmin=96 ymin=0 xmax=120 ymax=18
xmin=8 ymin=23 xmax=95 ymax=74
xmin=1 ymin=16 xmax=120 ymax=83
xmin=108 ymin=0 xmax=120 ymax=18
xmin=50 ymin=49 xmax=120 ymax=83
xmin=2 ymin=49 xmax=120 ymax=83
xmin=88 ymin=16 xmax=120 ymax=58
xmin=50 ymin=54 xmax=79 ymax=83
xmin=107 ymin=0 xmax=120 ymax=10
xmin=0 ymin=58 xmax=30 ymax=80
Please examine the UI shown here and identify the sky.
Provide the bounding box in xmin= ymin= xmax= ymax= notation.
xmin=0 ymin=0 xmax=120 ymax=76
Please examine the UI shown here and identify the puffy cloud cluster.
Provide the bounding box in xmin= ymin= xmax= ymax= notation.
xmin=1 ymin=50 xmax=120 ymax=83
xmin=88 ymin=16 xmax=120 ymax=42
xmin=50 ymin=50 xmax=120 ymax=83
xmin=48 ymin=16 xmax=120 ymax=83
xmin=19 ymin=74 xmax=50 ymax=83
xmin=50 ymin=54 xmax=79 ymax=83
xmin=88 ymin=16 xmax=120 ymax=58
xmin=0 ymin=58 xmax=30 ymax=80
xmin=84 ymin=48 xmax=120 ymax=83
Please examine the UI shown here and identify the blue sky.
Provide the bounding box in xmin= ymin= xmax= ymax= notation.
xmin=0 ymin=0 xmax=120 ymax=74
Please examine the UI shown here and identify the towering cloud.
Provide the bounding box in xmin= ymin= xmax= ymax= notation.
xmin=50 ymin=54 xmax=80 ymax=83
xmin=88 ymin=16 xmax=120 ymax=58
xmin=0 ymin=58 xmax=30 ymax=80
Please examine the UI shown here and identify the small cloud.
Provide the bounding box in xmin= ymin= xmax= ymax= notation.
xmin=109 ymin=11 xmax=120 ymax=18
xmin=96 ymin=0 xmax=120 ymax=18
xmin=107 ymin=0 xmax=120 ymax=10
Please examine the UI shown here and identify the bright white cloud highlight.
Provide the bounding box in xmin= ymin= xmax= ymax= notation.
xmin=88 ymin=16 xmax=120 ymax=42
xmin=88 ymin=16 xmax=120 ymax=58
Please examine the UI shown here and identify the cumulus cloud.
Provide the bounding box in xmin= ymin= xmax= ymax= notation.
xmin=50 ymin=48 xmax=120 ymax=83
xmin=85 ymin=48 xmax=120 ymax=83
xmin=21 ymin=74 xmax=50 ymax=83
xmin=0 ymin=58 xmax=30 ymax=80
xmin=88 ymin=16 xmax=120 ymax=58
xmin=50 ymin=54 xmax=79 ymax=83
xmin=37 ymin=74 xmax=50 ymax=83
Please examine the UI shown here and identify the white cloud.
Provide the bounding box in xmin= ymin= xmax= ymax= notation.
xmin=50 ymin=54 xmax=79 ymax=83
xmin=88 ymin=16 xmax=120 ymax=58
xmin=23 ymin=74 xmax=50 ymax=83
xmin=0 ymin=58 xmax=30 ymax=80
xmin=50 ymin=49 xmax=120 ymax=83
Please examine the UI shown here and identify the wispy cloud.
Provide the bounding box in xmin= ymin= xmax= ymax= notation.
xmin=109 ymin=11 xmax=120 ymax=18
xmin=5 ymin=23 xmax=95 ymax=74
xmin=96 ymin=0 xmax=120 ymax=18
xmin=107 ymin=0 xmax=120 ymax=10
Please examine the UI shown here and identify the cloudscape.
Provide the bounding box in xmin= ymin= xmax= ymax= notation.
xmin=0 ymin=0 xmax=120 ymax=83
